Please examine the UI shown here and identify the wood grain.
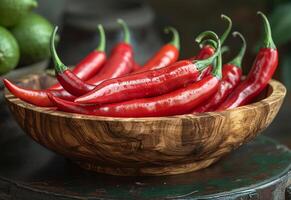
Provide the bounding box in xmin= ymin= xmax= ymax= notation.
xmin=4 ymin=74 xmax=287 ymax=176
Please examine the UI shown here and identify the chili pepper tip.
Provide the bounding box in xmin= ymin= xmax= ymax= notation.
xmin=220 ymin=14 xmax=232 ymax=45
xmin=229 ymin=31 xmax=246 ymax=68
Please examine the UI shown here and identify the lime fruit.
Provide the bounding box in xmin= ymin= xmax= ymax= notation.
xmin=0 ymin=26 xmax=20 ymax=75
xmin=11 ymin=13 xmax=54 ymax=65
xmin=0 ymin=0 xmax=38 ymax=27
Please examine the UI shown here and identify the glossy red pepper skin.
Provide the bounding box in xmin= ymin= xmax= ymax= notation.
xmin=86 ymin=43 xmax=134 ymax=85
xmin=191 ymin=46 xmax=215 ymax=82
xmin=134 ymin=27 xmax=180 ymax=73
xmin=132 ymin=62 xmax=141 ymax=71
xmin=50 ymin=27 xmax=96 ymax=96
xmin=193 ymin=64 xmax=242 ymax=112
xmin=50 ymin=75 xmax=220 ymax=117
xmin=56 ymin=70 xmax=95 ymax=96
xmin=135 ymin=44 xmax=179 ymax=73
xmin=75 ymin=60 xmax=201 ymax=104
xmin=49 ymin=25 xmax=106 ymax=90
xmin=49 ymin=51 xmax=106 ymax=90
xmin=4 ymin=79 xmax=75 ymax=107
xmin=75 ymin=31 xmax=220 ymax=105
xmin=52 ymin=19 xmax=134 ymax=96
xmin=218 ymin=49 xmax=278 ymax=110
xmin=218 ymin=12 xmax=278 ymax=110
xmin=55 ymin=43 xmax=134 ymax=96
xmin=194 ymin=31 xmax=246 ymax=112
xmin=191 ymin=45 xmax=215 ymax=61
xmin=52 ymin=31 xmax=222 ymax=117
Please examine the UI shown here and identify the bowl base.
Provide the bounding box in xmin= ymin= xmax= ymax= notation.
xmin=74 ymin=158 xmax=220 ymax=176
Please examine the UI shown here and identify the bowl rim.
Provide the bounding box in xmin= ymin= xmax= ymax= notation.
xmin=4 ymin=77 xmax=287 ymax=122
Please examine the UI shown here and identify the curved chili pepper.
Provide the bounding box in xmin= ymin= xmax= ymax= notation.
xmin=134 ymin=27 xmax=180 ymax=73
xmin=193 ymin=15 xmax=232 ymax=82
xmin=51 ymin=19 xmax=135 ymax=97
xmin=49 ymin=25 xmax=106 ymax=90
xmin=51 ymin=27 xmax=95 ymax=96
xmin=74 ymin=34 xmax=220 ymax=105
xmin=3 ymin=20 xmax=134 ymax=107
xmin=193 ymin=32 xmax=246 ymax=113
xmin=85 ymin=19 xmax=134 ymax=85
xmin=218 ymin=12 xmax=278 ymax=110
xmin=51 ymin=32 xmax=222 ymax=117
xmin=190 ymin=14 xmax=232 ymax=61
xmin=3 ymin=79 xmax=75 ymax=107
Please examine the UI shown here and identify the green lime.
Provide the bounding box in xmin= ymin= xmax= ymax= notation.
xmin=11 ymin=13 xmax=53 ymax=65
xmin=0 ymin=26 xmax=20 ymax=75
xmin=0 ymin=0 xmax=37 ymax=27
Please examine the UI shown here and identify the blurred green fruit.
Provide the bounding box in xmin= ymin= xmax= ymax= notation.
xmin=0 ymin=26 xmax=20 ymax=75
xmin=11 ymin=13 xmax=54 ymax=65
xmin=0 ymin=0 xmax=37 ymax=27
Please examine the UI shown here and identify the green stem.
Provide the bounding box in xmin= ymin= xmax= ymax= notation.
xmin=220 ymin=14 xmax=232 ymax=45
xmin=50 ymin=26 xmax=67 ymax=74
xmin=229 ymin=32 xmax=247 ymax=67
xmin=212 ymin=47 xmax=222 ymax=79
xmin=221 ymin=46 xmax=230 ymax=55
xmin=195 ymin=31 xmax=221 ymax=71
xmin=0 ymin=52 xmax=3 ymax=62
xmin=164 ymin=26 xmax=180 ymax=50
xmin=96 ymin=24 xmax=106 ymax=51
xmin=117 ymin=19 xmax=130 ymax=44
xmin=199 ymin=39 xmax=218 ymax=49
xmin=257 ymin=11 xmax=276 ymax=49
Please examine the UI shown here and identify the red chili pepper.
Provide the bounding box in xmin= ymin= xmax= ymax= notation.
xmin=51 ymin=32 xmax=222 ymax=117
xmin=3 ymin=79 xmax=75 ymax=107
xmin=218 ymin=12 xmax=278 ymax=110
xmin=193 ymin=32 xmax=246 ymax=113
xmin=49 ymin=25 xmax=106 ymax=90
xmin=50 ymin=27 xmax=96 ymax=96
xmin=134 ymin=27 xmax=180 ymax=73
xmin=85 ymin=19 xmax=135 ymax=85
xmin=192 ymin=15 xmax=232 ymax=82
xmin=51 ymin=19 xmax=135 ymax=97
xmin=132 ymin=62 xmax=141 ymax=71
xmin=74 ymin=33 xmax=220 ymax=105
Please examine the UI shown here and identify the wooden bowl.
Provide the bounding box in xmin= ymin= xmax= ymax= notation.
xmin=4 ymin=74 xmax=286 ymax=176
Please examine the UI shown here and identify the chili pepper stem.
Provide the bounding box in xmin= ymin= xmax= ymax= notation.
xmin=96 ymin=24 xmax=106 ymax=51
xmin=212 ymin=47 xmax=222 ymax=79
xmin=229 ymin=32 xmax=247 ymax=67
xmin=221 ymin=46 xmax=229 ymax=55
xmin=117 ymin=19 xmax=130 ymax=44
xmin=257 ymin=11 xmax=276 ymax=49
xmin=164 ymin=27 xmax=180 ymax=50
xmin=50 ymin=26 xmax=67 ymax=73
xmin=0 ymin=52 xmax=3 ymax=61
xmin=220 ymin=14 xmax=232 ymax=45
xmin=199 ymin=39 xmax=217 ymax=49
xmin=195 ymin=31 xmax=221 ymax=70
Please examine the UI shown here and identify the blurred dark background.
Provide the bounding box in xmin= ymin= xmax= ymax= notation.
xmin=3 ymin=0 xmax=283 ymax=147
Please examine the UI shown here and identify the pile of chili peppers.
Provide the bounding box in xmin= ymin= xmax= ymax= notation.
xmin=4 ymin=12 xmax=279 ymax=118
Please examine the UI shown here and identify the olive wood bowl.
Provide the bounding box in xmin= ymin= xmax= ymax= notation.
xmin=4 ymin=74 xmax=286 ymax=176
